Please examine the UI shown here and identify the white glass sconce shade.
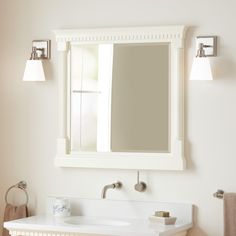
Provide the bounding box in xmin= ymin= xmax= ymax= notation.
xmin=190 ymin=36 xmax=217 ymax=80
xmin=23 ymin=60 xmax=46 ymax=81
xmin=190 ymin=57 xmax=213 ymax=80
xmin=23 ymin=40 xmax=51 ymax=81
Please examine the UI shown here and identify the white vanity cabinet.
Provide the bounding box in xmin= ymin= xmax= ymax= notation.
xmin=4 ymin=200 xmax=192 ymax=236
xmin=4 ymin=229 xmax=188 ymax=236
xmin=4 ymin=215 xmax=191 ymax=236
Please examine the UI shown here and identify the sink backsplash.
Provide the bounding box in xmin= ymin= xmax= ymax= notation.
xmin=46 ymin=197 xmax=192 ymax=224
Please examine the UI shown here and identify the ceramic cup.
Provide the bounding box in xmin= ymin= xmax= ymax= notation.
xmin=53 ymin=198 xmax=71 ymax=217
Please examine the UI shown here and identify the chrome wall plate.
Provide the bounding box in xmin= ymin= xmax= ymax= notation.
xmin=32 ymin=40 xmax=51 ymax=59
xmin=196 ymin=36 xmax=217 ymax=57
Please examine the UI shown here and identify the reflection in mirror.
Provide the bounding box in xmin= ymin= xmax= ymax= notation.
xmin=111 ymin=44 xmax=169 ymax=152
xmin=70 ymin=43 xmax=169 ymax=153
xmin=71 ymin=45 xmax=99 ymax=151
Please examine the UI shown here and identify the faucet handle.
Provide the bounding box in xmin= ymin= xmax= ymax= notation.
xmin=134 ymin=171 xmax=147 ymax=192
xmin=135 ymin=182 xmax=147 ymax=192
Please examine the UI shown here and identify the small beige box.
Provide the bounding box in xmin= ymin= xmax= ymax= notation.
xmin=149 ymin=216 xmax=177 ymax=225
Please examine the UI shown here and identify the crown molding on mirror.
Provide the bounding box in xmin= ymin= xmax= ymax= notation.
xmin=54 ymin=25 xmax=187 ymax=171
xmin=54 ymin=26 xmax=186 ymax=46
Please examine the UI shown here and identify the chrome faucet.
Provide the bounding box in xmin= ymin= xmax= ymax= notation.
xmin=101 ymin=181 xmax=122 ymax=199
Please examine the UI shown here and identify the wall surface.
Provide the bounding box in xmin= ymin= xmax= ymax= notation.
xmin=1 ymin=0 xmax=236 ymax=235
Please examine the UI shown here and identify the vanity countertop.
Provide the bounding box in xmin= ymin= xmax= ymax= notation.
xmin=4 ymin=215 xmax=192 ymax=236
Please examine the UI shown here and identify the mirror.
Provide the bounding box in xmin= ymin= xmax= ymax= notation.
xmin=54 ymin=26 xmax=187 ymax=170
xmin=70 ymin=43 xmax=169 ymax=153
xmin=112 ymin=44 xmax=169 ymax=153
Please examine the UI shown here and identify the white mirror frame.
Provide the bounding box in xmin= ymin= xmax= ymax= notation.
xmin=54 ymin=26 xmax=187 ymax=170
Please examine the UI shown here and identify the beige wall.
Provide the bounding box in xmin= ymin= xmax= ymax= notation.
xmin=1 ymin=0 xmax=236 ymax=235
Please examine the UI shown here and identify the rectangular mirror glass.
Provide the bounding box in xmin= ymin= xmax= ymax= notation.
xmin=70 ymin=43 xmax=169 ymax=154
xmin=111 ymin=43 xmax=169 ymax=153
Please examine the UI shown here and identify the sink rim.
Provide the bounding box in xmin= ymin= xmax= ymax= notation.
xmin=63 ymin=216 xmax=131 ymax=227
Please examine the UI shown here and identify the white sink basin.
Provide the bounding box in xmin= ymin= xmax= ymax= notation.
xmin=64 ymin=217 xmax=130 ymax=227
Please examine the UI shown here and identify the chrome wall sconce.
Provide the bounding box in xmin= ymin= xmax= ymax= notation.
xmin=190 ymin=36 xmax=217 ymax=80
xmin=23 ymin=40 xmax=51 ymax=81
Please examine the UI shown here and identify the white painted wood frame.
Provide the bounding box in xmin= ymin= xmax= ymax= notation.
xmin=7 ymin=229 xmax=188 ymax=236
xmin=54 ymin=25 xmax=187 ymax=170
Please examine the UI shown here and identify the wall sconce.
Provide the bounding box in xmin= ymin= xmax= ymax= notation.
xmin=23 ymin=40 xmax=51 ymax=81
xmin=190 ymin=36 xmax=217 ymax=80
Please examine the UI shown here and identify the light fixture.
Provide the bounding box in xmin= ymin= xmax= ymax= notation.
xmin=190 ymin=36 xmax=217 ymax=80
xmin=23 ymin=40 xmax=51 ymax=81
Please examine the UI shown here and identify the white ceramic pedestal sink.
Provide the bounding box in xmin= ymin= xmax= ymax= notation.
xmin=64 ymin=216 xmax=130 ymax=227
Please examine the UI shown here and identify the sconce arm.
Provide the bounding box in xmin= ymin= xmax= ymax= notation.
xmin=30 ymin=47 xmax=46 ymax=60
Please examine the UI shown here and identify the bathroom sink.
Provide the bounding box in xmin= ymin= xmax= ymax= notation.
xmin=64 ymin=217 xmax=130 ymax=227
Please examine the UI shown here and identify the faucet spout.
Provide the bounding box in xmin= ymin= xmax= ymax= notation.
xmin=101 ymin=182 xmax=122 ymax=199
